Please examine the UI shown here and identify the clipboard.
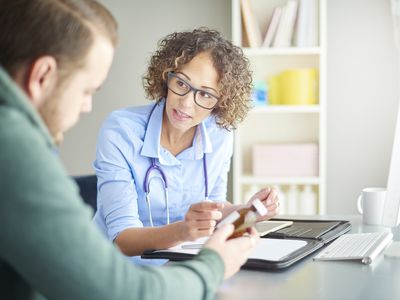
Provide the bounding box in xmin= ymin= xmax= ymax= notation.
xmin=141 ymin=238 xmax=323 ymax=270
xmin=141 ymin=218 xmax=351 ymax=270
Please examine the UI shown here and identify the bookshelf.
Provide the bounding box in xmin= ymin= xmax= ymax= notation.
xmin=231 ymin=0 xmax=327 ymax=215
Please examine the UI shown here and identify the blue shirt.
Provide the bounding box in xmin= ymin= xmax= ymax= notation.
xmin=93 ymin=100 xmax=233 ymax=264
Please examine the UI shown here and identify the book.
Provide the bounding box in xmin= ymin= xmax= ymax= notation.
xmin=273 ymin=0 xmax=298 ymax=47
xmin=240 ymin=0 xmax=262 ymax=47
xmin=262 ymin=6 xmax=282 ymax=48
xmin=294 ymin=0 xmax=319 ymax=47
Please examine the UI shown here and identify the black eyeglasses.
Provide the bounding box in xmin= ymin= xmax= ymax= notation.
xmin=167 ymin=72 xmax=220 ymax=110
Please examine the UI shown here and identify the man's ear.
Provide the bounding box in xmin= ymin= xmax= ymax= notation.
xmin=26 ymin=56 xmax=58 ymax=108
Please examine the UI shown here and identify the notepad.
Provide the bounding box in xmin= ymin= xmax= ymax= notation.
xmin=157 ymin=238 xmax=307 ymax=261
xmin=249 ymin=238 xmax=307 ymax=261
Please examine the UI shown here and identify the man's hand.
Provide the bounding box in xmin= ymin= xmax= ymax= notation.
xmin=204 ymin=224 xmax=258 ymax=279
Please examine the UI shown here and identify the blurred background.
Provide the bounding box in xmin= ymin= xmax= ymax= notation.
xmin=59 ymin=0 xmax=399 ymax=215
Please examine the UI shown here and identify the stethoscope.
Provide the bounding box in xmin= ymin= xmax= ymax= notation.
xmin=143 ymin=103 xmax=209 ymax=227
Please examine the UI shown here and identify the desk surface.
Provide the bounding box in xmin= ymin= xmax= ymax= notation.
xmin=217 ymin=215 xmax=400 ymax=300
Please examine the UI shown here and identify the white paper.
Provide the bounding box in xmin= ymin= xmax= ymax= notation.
xmin=158 ymin=237 xmax=307 ymax=262
xmin=249 ymin=238 xmax=307 ymax=261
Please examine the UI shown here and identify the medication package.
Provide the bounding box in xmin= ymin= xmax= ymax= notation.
xmin=217 ymin=198 xmax=267 ymax=238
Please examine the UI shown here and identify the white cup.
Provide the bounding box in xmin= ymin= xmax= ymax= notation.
xmin=357 ymin=187 xmax=386 ymax=225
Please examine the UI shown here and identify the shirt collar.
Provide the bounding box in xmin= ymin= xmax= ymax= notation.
xmin=141 ymin=100 xmax=164 ymax=159
xmin=193 ymin=119 xmax=213 ymax=159
xmin=140 ymin=98 xmax=214 ymax=163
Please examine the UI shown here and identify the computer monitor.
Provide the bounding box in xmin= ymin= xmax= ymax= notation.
xmin=381 ymin=99 xmax=400 ymax=258
xmin=385 ymin=0 xmax=400 ymax=229
xmin=382 ymin=0 xmax=400 ymax=257
xmin=382 ymin=102 xmax=400 ymax=228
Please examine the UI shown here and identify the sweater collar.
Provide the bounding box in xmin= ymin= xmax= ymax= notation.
xmin=0 ymin=66 xmax=55 ymax=148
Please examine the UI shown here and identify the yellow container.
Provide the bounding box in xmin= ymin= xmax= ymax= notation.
xmin=268 ymin=69 xmax=318 ymax=105
xmin=268 ymin=76 xmax=280 ymax=105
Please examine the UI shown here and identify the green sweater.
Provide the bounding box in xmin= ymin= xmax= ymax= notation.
xmin=0 ymin=66 xmax=224 ymax=300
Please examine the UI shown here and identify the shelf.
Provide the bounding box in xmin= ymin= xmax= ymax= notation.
xmin=243 ymin=47 xmax=320 ymax=57
xmin=250 ymin=105 xmax=320 ymax=114
xmin=240 ymin=176 xmax=320 ymax=185
xmin=231 ymin=0 xmax=326 ymax=213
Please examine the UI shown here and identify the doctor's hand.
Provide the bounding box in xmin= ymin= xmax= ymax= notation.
xmin=204 ymin=224 xmax=258 ymax=279
xmin=180 ymin=201 xmax=224 ymax=241
xmin=248 ymin=187 xmax=280 ymax=222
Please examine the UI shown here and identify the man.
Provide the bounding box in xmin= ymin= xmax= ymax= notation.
xmin=0 ymin=1 xmax=257 ymax=299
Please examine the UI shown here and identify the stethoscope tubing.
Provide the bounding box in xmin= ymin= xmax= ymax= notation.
xmin=142 ymin=102 xmax=209 ymax=226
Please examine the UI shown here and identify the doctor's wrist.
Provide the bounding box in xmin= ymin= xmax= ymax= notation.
xmin=172 ymin=221 xmax=189 ymax=242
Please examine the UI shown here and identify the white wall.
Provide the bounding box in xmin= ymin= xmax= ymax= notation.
xmin=60 ymin=0 xmax=400 ymax=214
xmin=327 ymin=0 xmax=399 ymax=214
xmin=59 ymin=0 xmax=231 ymax=174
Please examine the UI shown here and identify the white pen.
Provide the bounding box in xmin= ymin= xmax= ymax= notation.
xmin=181 ymin=243 xmax=203 ymax=249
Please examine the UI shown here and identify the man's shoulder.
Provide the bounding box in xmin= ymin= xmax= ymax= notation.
xmin=0 ymin=105 xmax=40 ymax=145
xmin=0 ymin=105 xmax=63 ymax=187
xmin=0 ymin=105 xmax=46 ymax=150
xmin=0 ymin=103 xmax=26 ymax=124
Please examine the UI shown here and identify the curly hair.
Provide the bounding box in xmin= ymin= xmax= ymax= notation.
xmin=143 ymin=27 xmax=253 ymax=130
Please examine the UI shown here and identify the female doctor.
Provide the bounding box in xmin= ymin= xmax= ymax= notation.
xmin=93 ymin=28 xmax=279 ymax=264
